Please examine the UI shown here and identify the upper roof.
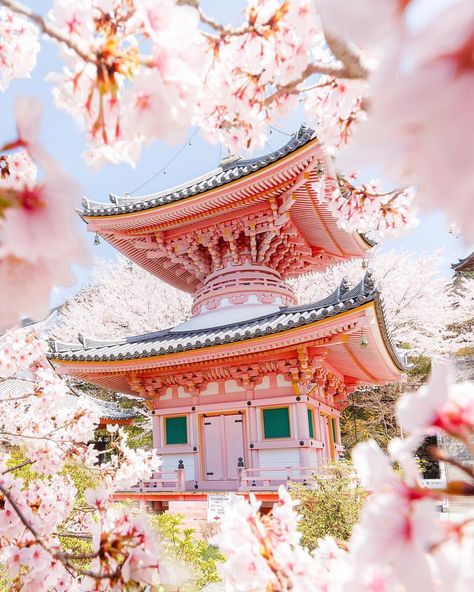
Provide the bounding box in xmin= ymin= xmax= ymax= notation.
xmin=82 ymin=126 xmax=315 ymax=216
xmin=50 ymin=271 xmax=405 ymax=373
xmin=80 ymin=126 xmax=373 ymax=293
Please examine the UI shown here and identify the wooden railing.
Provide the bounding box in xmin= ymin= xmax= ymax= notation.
xmin=135 ymin=468 xmax=186 ymax=493
xmin=238 ymin=466 xmax=321 ymax=491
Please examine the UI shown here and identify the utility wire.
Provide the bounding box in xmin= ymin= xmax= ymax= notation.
xmin=270 ymin=125 xmax=292 ymax=138
xmin=128 ymin=128 xmax=199 ymax=195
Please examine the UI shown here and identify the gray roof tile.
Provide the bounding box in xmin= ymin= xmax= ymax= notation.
xmin=82 ymin=125 xmax=315 ymax=216
xmin=49 ymin=271 xmax=406 ymax=370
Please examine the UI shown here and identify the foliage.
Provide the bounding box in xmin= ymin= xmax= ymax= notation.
xmin=340 ymin=354 xmax=432 ymax=453
xmin=290 ymin=463 xmax=365 ymax=550
xmin=151 ymin=512 xmax=224 ymax=591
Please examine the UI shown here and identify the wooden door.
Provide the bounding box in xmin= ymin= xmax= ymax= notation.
xmin=202 ymin=414 xmax=244 ymax=481
xmin=224 ymin=414 xmax=244 ymax=480
xmin=202 ymin=416 xmax=225 ymax=480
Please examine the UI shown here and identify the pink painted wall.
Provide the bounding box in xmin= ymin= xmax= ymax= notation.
xmin=151 ymin=372 xmax=341 ymax=488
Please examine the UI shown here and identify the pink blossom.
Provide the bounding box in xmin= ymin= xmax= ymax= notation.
xmin=317 ymin=0 xmax=406 ymax=47
xmin=340 ymin=0 xmax=474 ymax=241
xmin=0 ymin=7 xmax=40 ymax=91
xmin=397 ymin=361 xmax=474 ymax=439
xmin=351 ymin=440 xmax=443 ymax=592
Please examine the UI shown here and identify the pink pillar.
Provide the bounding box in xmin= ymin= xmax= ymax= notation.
xmin=314 ymin=407 xmax=323 ymax=466
xmin=152 ymin=414 xmax=161 ymax=449
xmin=152 ymin=414 xmax=161 ymax=478
xmin=187 ymin=408 xmax=199 ymax=481
xmin=247 ymin=406 xmax=259 ymax=469
xmin=294 ymin=402 xmax=312 ymax=468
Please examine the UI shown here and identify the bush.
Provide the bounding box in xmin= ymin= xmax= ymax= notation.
xmin=290 ymin=463 xmax=365 ymax=550
xmin=150 ymin=512 xmax=224 ymax=591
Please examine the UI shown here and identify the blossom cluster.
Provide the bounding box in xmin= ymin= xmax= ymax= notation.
xmin=48 ymin=0 xmax=205 ymax=168
xmin=0 ymin=98 xmax=84 ymax=329
xmin=0 ymin=330 xmax=164 ymax=590
xmin=197 ymin=0 xmax=322 ymax=152
xmin=317 ymin=174 xmax=418 ymax=240
xmin=215 ymin=361 xmax=474 ymax=591
xmin=0 ymin=7 xmax=40 ymax=91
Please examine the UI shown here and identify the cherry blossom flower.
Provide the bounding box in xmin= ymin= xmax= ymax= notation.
xmin=0 ymin=99 xmax=85 ymax=327
xmin=340 ymin=0 xmax=474 ymax=241
xmin=350 ymin=440 xmax=444 ymax=592
xmin=317 ymin=0 xmax=406 ymax=48
xmin=0 ymin=7 xmax=40 ymax=91
xmin=397 ymin=361 xmax=474 ymax=440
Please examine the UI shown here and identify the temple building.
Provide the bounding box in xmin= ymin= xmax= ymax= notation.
xmin=50 ymin=126 xmax=405 ymax=502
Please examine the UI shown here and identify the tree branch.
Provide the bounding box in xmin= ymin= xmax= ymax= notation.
xmin=0 ymin=0 xmax=97 ymax=64
xmin=2 ymin=460 xmax=35 ymax=475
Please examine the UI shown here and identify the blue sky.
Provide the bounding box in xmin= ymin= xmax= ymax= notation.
xmin=0 ymin=0 xmax=468 ymax=306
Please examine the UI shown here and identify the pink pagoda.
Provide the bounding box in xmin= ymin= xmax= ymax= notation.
xmin=51 ymin=126 xmax=404 ymax=505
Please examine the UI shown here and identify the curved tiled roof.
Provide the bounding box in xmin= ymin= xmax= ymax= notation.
xmin=50 ymin=271 xmax=406 ymax=371
xmin=81 ymin=125 xmax=315 ymax=216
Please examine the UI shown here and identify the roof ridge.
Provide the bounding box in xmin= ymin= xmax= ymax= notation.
xmin=81 ymin=124 xmax=316 ymax=216
xmin=47 ymin=271 xmax=410 ymax=370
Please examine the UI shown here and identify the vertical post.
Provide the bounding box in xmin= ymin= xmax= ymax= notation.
xmin=315 ymin=406 xmax=323 ymax=466
xmin=247 ymin=405 xmax=259 ymax=470
xmin=152 ymin=412 xmax=161 ymax=478
xmin=177 ymin=459 xmax=186 ymax=492
xmin=237 ymin=457 xmax=245 ymax=491
xmin=189 ymin=406 xmax=199 ymax=483
xmin=294 ymin=402 xmax=312 ymax=470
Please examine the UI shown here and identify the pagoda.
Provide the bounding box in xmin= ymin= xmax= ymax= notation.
xmin=50 ymin=125 xmax=405 ymax=503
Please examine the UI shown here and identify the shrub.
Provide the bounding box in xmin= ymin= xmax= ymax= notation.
xmin=150 ymin=512 xmax=224 ymax=591
xmin=290 ymin=462 xmax=365 ymax=550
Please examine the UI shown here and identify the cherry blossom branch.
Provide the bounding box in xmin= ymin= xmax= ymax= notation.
xmin=0 ymin=482 xmax=128 ymax=581
xmin=1 ymin=460 xmax=35 ymax=474
xmin=0 ymin=0 xmax=96 ymax=64
xmin=177 ymin=0 xmax=224 ymax=33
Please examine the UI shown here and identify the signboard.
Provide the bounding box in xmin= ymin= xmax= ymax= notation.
xmin=207 ymin=494 xmax=232 ymax=522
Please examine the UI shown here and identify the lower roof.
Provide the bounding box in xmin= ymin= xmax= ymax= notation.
xmin=50 ymin=271 xmax=405 ymax=373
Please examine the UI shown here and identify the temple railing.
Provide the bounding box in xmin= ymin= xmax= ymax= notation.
xmin=237 ymin=466 xmax=321 ymax=491
xmin=136 ymin=468 xmax=186 ymax=493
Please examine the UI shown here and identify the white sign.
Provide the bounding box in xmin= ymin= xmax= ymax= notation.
xmin=207 ymin=494 xmax=232 ymax=522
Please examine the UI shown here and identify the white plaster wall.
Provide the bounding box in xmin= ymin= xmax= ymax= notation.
xmin=160 ymin=453 xmax=195 ymax=481
xmin=224 ymin=379 xmax=240 ymax=393
xmin=276 ymin=374 xmax=291 ymax=387
xmin=200 ymin=382 xmax=219 ymax=396
xmin=259 ymin=448 xmax=300 ymax=477
xmin=255 ymin=376 xmax=270 ymax=390
xmin=177 ymin=386 xmax=191 ymax=399
xmin=159 ymin=389 xmax=172 ymax=400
